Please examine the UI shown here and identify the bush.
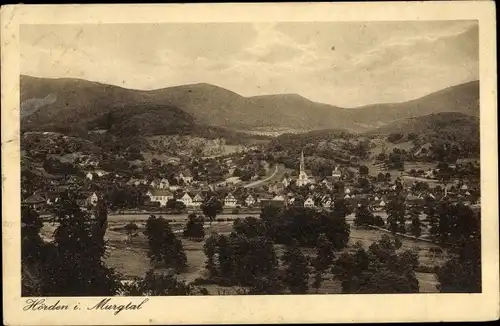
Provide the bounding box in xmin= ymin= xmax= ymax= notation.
xmin=210 ymin=276 xmax=233 ymax=287
xmin=198 ymin=288 xmax=210 ymax=295
xmin=373 ymin=215 xmax=385 ymax=227
xmin=192 ymin=277 xmax=211 ymax=285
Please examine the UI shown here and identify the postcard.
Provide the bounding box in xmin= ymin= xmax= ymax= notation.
xmin=2 ymin=1 xmax=498 ymax=324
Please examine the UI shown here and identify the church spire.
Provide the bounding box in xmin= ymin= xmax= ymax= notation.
xmin=300 ymin=150 xmax=305 ymax=173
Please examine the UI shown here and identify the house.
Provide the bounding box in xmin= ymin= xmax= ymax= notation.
xmin=23 ymin=193 xmax=46 ymax=211
xmin=128 ymin=178 xmax=148 ymax=186
xmin=85 ymin=172 xmax=93 ymax=181
xmin=147 ymin=189 xmax=174 ymax=207
xmin=93 ymin=170 xmax=108 ymax=177
xmin=245 ymin=194 xmax=256 ymax=207
xmin=224 ymin=193 xmax=237 ymax=208
xmin=320 ymin=179 xmax=333 ymax=189
xmin=424 ymin=169 xmax=435 ymax=179
xmin=150 ymin=179 xmax=161 ymax=189
xmin=282 ymin=177 xmax=290 ymax=188
xmin=321 ymin=196 xmax=332 ymax=208
xmin=159 ymin=178 xmax=170 ymax=189
xmin=331 ymin=166 xmax=342 ymax=180
xmin=46 ymin=196 xmax=60 ymax=206
xmin=192 ymin=193 xmax=204 ymax=207
xmin=304 ymin=197 xmax=315 ymax=208
xmin=179 ymin=193 xmax=193 ymax=207
xmin=268 ymin=182 xmax=285 ymax=194
xmin=272 ymin=194 xmax=286 ymax=203
xmin=126 ymin=178 xmax=138 ymax=186
xmin=86 ymin=192 xmax=99 ymax=207
xmin=257 ymin=194 xmax=273 ymax=203
xmin=178 ymin=171 xmax=193 ymax=184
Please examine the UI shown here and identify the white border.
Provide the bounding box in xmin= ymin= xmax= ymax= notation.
xmin=2 ymin=2 xmax=498 ymax=324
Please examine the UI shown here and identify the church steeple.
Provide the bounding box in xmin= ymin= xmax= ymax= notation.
xmin=297 ymin=150 xmax=309 ymax=187
xmin=300 ymin=150 xmax=305 ymax=173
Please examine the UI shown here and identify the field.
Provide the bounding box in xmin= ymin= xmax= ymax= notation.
xmin=40 ymin=214 xmax=445 ymax=294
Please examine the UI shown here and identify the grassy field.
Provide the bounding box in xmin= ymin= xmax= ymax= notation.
xmin=105 ymin=213 xmax=260 ymax=223
xmin=40 ymin=219 xmax=444 ymax=294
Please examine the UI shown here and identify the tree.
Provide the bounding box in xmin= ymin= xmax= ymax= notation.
xmin=386 ymin=195 xmax=406 ymax=234
xmin=166 ymin=199 xmax=186 ymax=213
xmin=232 ymin=167 xmax=243 ymax=177
xmin=21 ymin=205 xmax=46 ymax=296
xmin=124 ymin=222 xmax=139 ymax=243
xmin=436 ymin=162 xmax=453 ymax=188
xmin=35 ymin=192 xmax=121 ymax=296
xmin=183 ymin=214 xmax=205 ymax=241
xmin=332 ymin=235 xmax=419 ymax=294
xmin=122 ymin=270 xmax=194 ymax=296
xmin=409 ymin=208 xmax=422 ymax=238
xmin=394 ymin=236 xmax=403 ymax=249
xmin=282 ymin=244 xmax=310 ymax=294
xmin=322 ymin=211 xmax=351 ymax=250
xmin=435 ymin=205 xmax=481 ymax=293
xmin=311 ymin=234 xmax=335 ymax=293
xmin=201 ymin=197 xmax=223 ymax=225
xmin=373 ymin=215 xmax=385 ymax=227
xmin=354 ymin=204 xmax=374 ymax=227
xmin=203 ymin=232 xmax=279 ymax=287
xmin=249 ymin=273 xmax=285 ymax=295
xmin=203 ymin=232 xmax=219 ymax=277
xmin=233 ymin=216 xmax=266 ymax=238
xmin=358 ymin=177 xmax=370 ymax=190
xmin=436 ymin=235 xmax=481 ymax=293
xmin=144 ymin=215 xmax=187 ymax=271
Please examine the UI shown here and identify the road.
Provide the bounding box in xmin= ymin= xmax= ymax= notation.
xmin=243 ymin=165 xmax=280 ymax=188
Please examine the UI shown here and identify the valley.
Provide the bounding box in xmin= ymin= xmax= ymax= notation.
xmin=21 ymin=76 xmax=481 ymax=296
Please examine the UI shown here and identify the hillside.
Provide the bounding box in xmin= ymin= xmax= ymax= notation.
xmin=365 ymin=112 xmax=480 ymax=159
xmin=21 ymin=75 xmax=479 ymax=133
xmin=365 ymin=112 xmax=479 ymax=138
xmin=344 ymin=81 xmax=479 ymax=129
xmin=20 ymin=76 xmax=197 ymax=136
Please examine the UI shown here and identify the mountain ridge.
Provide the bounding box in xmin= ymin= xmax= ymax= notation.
xmin=20 ymin=75 xmax=479 ymax=133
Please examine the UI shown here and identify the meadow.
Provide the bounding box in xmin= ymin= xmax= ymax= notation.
xmin=40 ymin=215 xmax=445 ymax=294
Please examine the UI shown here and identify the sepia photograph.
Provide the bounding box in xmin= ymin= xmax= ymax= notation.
xmin=2 ymin=2 xmax=498 ymax=325
xmin=18 ymin=18 xmax=483 ymax=296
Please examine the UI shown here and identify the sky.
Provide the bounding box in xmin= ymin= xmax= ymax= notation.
xmin=20 ymin=21 xmax=478 ymax=107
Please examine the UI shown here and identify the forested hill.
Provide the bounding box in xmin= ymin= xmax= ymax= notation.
xmin=21 ymin=75 xmax=479 ymax=133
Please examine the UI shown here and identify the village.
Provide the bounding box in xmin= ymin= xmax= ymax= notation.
xmin=23 ymin=140 xmax=480 ymax=226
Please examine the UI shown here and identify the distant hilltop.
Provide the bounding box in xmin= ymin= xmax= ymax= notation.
xmin=20 ymin=75 xmax=479 ymax=134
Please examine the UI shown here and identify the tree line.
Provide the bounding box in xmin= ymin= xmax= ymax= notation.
xmin=22 ymin=189 xmax=480 ymax=296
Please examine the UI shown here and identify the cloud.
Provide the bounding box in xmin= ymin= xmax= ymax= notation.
xmin=347 ymin=23 xmax=478 ymax=71
xmin=20 ymin=21 xmax=479 ymax=107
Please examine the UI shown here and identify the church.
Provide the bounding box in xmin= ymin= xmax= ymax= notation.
xmin=297 ymin=151 xmax=315 ymax=187
xmin=284 ymin=151 xmax=342 ymax=188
